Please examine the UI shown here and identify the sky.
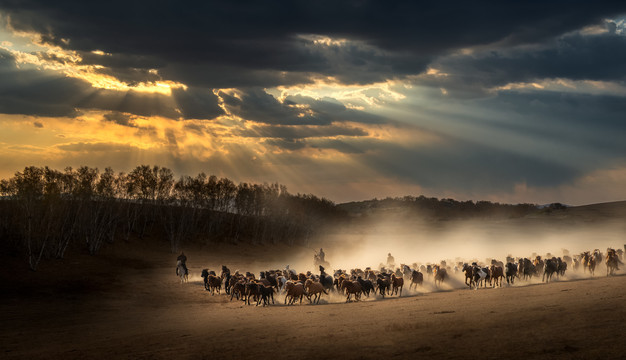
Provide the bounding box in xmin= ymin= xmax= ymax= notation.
xmin=0 ymin=1 xmax=626 ymax=205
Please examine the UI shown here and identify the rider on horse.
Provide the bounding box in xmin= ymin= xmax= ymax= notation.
xmin=387 ymin=253 xmax=395 ymax=269
xmin=177 ymin=251 xmax=188 ymax=275
xmin=314 ymin=248 xmax=327 ymax=267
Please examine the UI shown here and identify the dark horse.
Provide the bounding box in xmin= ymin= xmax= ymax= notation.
xmin=221 ymin=265 xmax=232 ymax=294
xmin=319 ymin=266 xmax=334 ymax=292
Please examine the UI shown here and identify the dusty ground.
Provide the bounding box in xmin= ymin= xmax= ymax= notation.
xmin=2 ymin=240 xmax=626 ymax=360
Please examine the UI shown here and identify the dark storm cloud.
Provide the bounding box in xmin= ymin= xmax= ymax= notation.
xmin=76 ymin=88 xmax=181 ymax=119
xmin=263 ymin=139 xmax=306 ymax=151
xmin=219 ymin=88 xmax=311 ymax=125
xmin=78 ymin=51 xmax=165 ymax=85
xmin=309 ymin=138 xmax=368 ymax=154
xmin=78 ymin=51 xmax=164 ymax=71
xmin=0 ymin=49 xmax=222 ymax=120
xmin=221 ymin=89 xmax=387 ymax=126
xmin=237 ymin=124 xmax=368 ymax=140
xmin=259 ymin=132 xmax=371 ymax=154
xmin=424 ymin=30 xmax=626 ymax=97
xmin=2 ymin=1 xmax=624 ymax=87
xmin=159 ymin=63 xmax=315 ymax=89
xmin=480 ymin=91 xmax=626 ymax=157
xmin=0 ymin=49 xmax=85 ymax=117
xmin=285 ymin=95 xmax=388 ymax=124
xmin=93 ymin=67 xmax=162 ymax=86
xmin=171 ymin=87 xmax=224 ymax=120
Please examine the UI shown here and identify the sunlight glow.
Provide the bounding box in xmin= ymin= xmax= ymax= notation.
xmin=1 ymin=25 xmax=187 ymax=95
xmin=493 ymin=78 xmax=626 ymax=96
xmin=298 ymin=34 xmax=349 ymax=47
xmin=271 ymin=77 xmax=407 ymax=109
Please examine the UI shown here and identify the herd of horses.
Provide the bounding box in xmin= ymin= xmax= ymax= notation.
xmin=178 ymin=246 xmax=624 ymax=306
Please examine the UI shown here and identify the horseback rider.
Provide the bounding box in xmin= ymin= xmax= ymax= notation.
xmin=177 ymin=251 xmax=188 ymax=275
xmin=387 ymin=252 xmax=395 ymax=268
xmin=318 ymin=248 xmax=325 ymax=262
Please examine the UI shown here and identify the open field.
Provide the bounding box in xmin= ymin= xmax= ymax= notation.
xmin=2 ymin=238 xmax=626 ymax=360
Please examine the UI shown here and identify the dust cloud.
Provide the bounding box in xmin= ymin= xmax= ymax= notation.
xmin=311 ymin=217 xmax=626 ymax=271
xmin=190 ymin=214 xmax=625 ymax=303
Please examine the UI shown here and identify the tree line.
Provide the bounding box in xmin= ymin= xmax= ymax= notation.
xmin=338 ymin=195 xmax=539 ymax=219
xmin=0 ymin=165 xmax=343 ymax=270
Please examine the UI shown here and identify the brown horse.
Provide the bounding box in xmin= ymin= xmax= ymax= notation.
xmin=304 ymin=279 xmax=328 ymax=304
xmin=489 ymin=265 xmax=504 ymax=287
xmin=341 ymin=280 xmax=363 ymax=302
xmin=586 ymin=253 xmax=597 ymax=276
xmin=390 ymin=273 xmax=404 ymax=296
xmin=342 ymin=280 xmax=362 ymax=302
xmin=284 ymin=281 xmax=308 ymax=305
xmin=206 ymin=274 xmax=223 ymax=295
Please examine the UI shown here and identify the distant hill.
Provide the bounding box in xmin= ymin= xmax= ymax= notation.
xmin=538 ymin=200 xmax=626 ymax=222
xmin=337 ymin=197 xmax=626 ymax=222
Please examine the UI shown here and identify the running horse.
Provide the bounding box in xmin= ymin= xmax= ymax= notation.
xmin=176 ymin=260 xmax=188 ymax=283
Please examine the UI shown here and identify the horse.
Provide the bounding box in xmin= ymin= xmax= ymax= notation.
xmin=284 ymin=281 xmax=308 ymax=305
xmin=245 ymin=282 xmax=262 ymax=305
xmin=258 ymin=284 xmax=275 ymax=306
xmin=472 ymin=266 xmax=488 ymax=289
xmin=409 ymin=270 xmax=423 ymax=290
xmin=356 ymin=276 xmax=375 ymax=297
xmin=206 ymin=274 xmax=223 ymax=295
xmin=587 ymin=253 xmax=597 ymax=276
xmin=433 ymin=265 xmax=447 ymax=288
xmin=521 ymin=258 xmax=535 ymax=280
xmin=390 ymin=273 xmax=404 ymax=296
xmin=401 ymin=264 xmax=413 ymax=281
xmin=581 ymin=252 xmax=591 ymax=274
xmin=304 ymin=279 xmax=328 ymax=304
xmin=490 ymin=265 xmax=504 ymax=287
xmin=376 ymin=275 xmax=391 ymax=298
xmin=176 ymin=260 xmax=188 ymax=283
xmin=505 ymin=262 xmax=517 ymax=285
xmin=319 ymin=266 xmax=335 ymax=292
xmin=542 ymin=259 xmax=558 ymax=282
xmin=462 ymin=263 xmax=473 ymax=287
xmin=556 ymin=258 xmax=567 ymax=277
xmin=342 ymin=280 xmax=362 ymax=303
xmin=201 ymin=269 xmax=216 ymax=291
xmin=221 ymin=265 xmax=232 ymax=294
xmin=313 ymin=254 xmax=330 ymax=269
xmin=606 ymin=249 xmax=622 ymax=276
xmin=533 ymin=256 xmax=544 ymax=277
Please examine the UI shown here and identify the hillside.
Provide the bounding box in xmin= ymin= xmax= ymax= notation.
xmin=338 ymin=197 xmax=626 ymax=222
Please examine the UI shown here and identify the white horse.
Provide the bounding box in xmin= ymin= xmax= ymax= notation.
xmin=472 ymin=266 xmax=488 ymax=289
xmin=176 ymin=260 xmax=188 ymax=283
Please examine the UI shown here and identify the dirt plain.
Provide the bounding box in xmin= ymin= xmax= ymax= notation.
xmin=2 ymin=205 xmax=626 ymax=360
xmin=2 ymin=241 xmax=625 ymax=360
